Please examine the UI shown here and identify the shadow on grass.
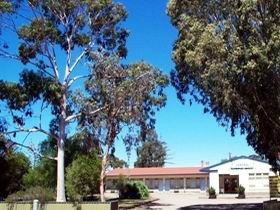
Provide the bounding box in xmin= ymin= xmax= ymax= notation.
xmin=178 ymin=203 xmax=263 ymax=210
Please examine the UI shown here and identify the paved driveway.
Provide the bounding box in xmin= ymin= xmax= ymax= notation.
xmin=133 ymin=192 xmax=268 ymax=210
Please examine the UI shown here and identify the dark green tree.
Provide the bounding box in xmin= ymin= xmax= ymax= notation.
xmin=0 ymin=137 xmax=30 ymax=199
xmin=78 ymin=56 xmax=168 ymax=201
xmin=0 ymin=0 xmax=128 ymax=201
xmin=168 ymin=0 xmax=280 ymax=171
xmin=65 ymin=152 xmax=101 ymax=201
xmin=109 ymin=155 xmax=128 ymax=169
xmin=134 ymin=130 xmax=167 ymax=168
xmin=23 ymin=158 xmax=56 ymax=190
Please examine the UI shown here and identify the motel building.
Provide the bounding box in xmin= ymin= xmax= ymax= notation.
xmin=106 ymin=156 xmax=275 ymax=194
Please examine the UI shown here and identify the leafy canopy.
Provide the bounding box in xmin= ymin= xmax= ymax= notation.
xmin=134 ymin=130 xmax=167 ymax=168
xmin=77 ymin=56 xmax=168 ymax=158
xmin=168 ymin=0 xmax=280 ymax=170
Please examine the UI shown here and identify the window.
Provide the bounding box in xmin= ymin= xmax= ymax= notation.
xmin=145 ymin=179 xmax=159 ymax=189
xmin=186 ymin=178 xmax=197 ymax=189
xmin=170 ymin=178 xmax=184 ymax=189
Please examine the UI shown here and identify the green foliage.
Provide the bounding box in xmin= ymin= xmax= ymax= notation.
xmin=134 ymin=130 xmax=167 ymax=167
xmin=118 ymin=181 xmax=149 ymax=200
xmin=77 ymin=56 xmax=168 ymax=201
xmin=23 ymin=159 xmax=56 ymax=189
xmin=15 ymin=0 xmax=128 ymax=60
xmin=0 ymin=142 xmax=30 ymax=199
xmin=0 ymin=0 xmax=130 ymax=202
xmin=66 ymin=152 xmax=101 ymax=201
xmin=207 ymin=187 xmax=216 ymax=197
xmin=23 ymin=132 xmax=100 ymax=191
xmin=109 ymin=155 xmax=128 ymax=169
xmin=79 ymin=56 xmax=168 ymax=155
xmin=6 ymin=186 xmax=55 ymax=203
xmin=168 ymin=0 xmax=280 ymax=171
xmin=115 ymin=174 xmax=128 ymax=190
xmin=0 ymin=1 xmax=13 ymax=14
xmin=237 ymin=185 xmax=245 ymax=196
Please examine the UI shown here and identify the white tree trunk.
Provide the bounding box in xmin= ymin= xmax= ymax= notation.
xmin=56 ymin=142 xmax=66 ymax=202
xmin=56 ymin=94 xmax=67 ymax=202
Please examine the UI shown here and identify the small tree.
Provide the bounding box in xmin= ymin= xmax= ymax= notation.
xmin=65 ymin=152 xmax=101 ymax=201
xmin=134 ymin=130 xmax=167 ymax=168
xmin=77 ymin=56 xmax=168 ymax=201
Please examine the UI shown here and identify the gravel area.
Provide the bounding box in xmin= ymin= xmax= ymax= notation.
xmin=130 ymin=192 xmax=270 ymax=210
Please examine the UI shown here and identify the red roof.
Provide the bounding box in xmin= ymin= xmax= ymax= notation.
xmin=106 ymin=167 xmax=207 ymax=177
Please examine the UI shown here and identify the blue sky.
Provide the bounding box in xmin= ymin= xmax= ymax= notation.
xmin=114 ymin=0 xmax=256 ymax=167
xmin=0 ymin=0 xmax=256 ymax=167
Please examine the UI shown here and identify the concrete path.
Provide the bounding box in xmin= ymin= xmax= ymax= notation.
xmin=132 ymin=192 xmax=270 ymax=210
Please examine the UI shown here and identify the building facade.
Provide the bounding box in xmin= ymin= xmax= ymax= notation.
xmin=106 ymin=156 xmax=275 ymax=193
xmin=106 ymin=167 xmax=208 ymax=192
xmin=203 ymin=156 xmax=275 ymax=193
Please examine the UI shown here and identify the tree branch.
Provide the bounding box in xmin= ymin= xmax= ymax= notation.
xmin=65 ymin=42 xmax=93 ymax=86
xmin=65 ymin=106 xmax=106 ymax=123
xmin=69 ymin=49 xmax=87 ymax=73
xmin=67 ymin=74 xmax=90 ymax=87
xmin=8 ymin=139 xmax=57 ymax=161
xmin=45 ymin=43 xmax=59 ymax=79
xmin=4 ymin=127 xmax=59 ymax=141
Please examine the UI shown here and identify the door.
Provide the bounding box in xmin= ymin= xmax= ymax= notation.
xmin=200 ymin=178 xmax=207 ymax=191
xmin=159 ymin=180 xmax=164 ymax=191
xmin=224 ymin=175 xmax=239 ymax=193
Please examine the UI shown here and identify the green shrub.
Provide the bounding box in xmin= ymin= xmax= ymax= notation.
xmin=5 ymin=186 xmax=55 ymax=203
xmin=66 ymin=152 xmax=101 ymax=201
xmin=237 ymin=185 xmax=245 ymax=198
xmin=207 ymin=187 xmax=216 ymax=198
xmin=119 ymin=181 xmax=149 ymax=199
xmin=116 ymin=174 xmax=128 ymax=190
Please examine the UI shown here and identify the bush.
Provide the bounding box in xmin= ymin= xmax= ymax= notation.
xmin=5 ymin=186 xmax=55 ymax=203
xmin=237 ymin=185 xmax=245 ymax=198
xmin=116 ymin=174 xmax=128 ymax=190
xmin=207 ymin=187 xmax=216 ymax=199
xmin=66 ymin=152 xmax=101 ymax=201
xmin=119 ymin=181 xmax=149 ymax=199
xmin=23 ymin=159 xmax=56 ymax=189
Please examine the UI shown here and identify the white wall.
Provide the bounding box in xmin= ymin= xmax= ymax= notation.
xmin=209 ymin=172 xmax=219 ymax=193
xmin=209 ymin=158 xmax=275 ymax=193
